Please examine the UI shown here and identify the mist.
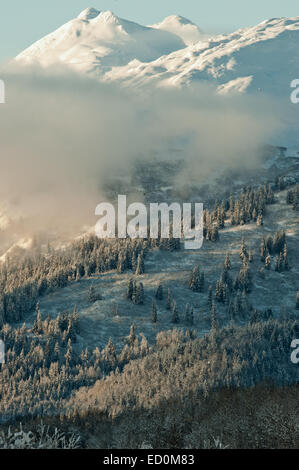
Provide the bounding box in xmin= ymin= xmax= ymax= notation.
xmin=0 ymin=64 xmax=283 ymax=247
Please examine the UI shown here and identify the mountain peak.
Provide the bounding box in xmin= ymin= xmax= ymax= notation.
xmin=78 ymin=7 xmax=100 ymax=21
xmin=161 ymin=15 xmax=196 ymax=26
xmin=99 ymin=11 xmax=119 ymax=23
xmin=151 ymin=14 xmax=202 ymax=45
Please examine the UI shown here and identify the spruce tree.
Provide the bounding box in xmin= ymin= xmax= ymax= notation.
xmin=155 ymin=282 xmax=163 ymax=300
xmin=189 ymin=306 xmax=194 ymax=326
xmin=211 ymin=302 xmax=218 ymax=331
xmin=211 ymin=226 xmax=219 ymax=242
xmin=117 ymin=255 xmax=125 ymax=273
xmin=265 ymin=254 xmax=271 ymax=270
xmin=88 ymin=286 xmax=96 ymax=303
xmin=224 ymin=253 xmax=231 ymax=270
xmin=184 ymin=303 xmax=190 ymax=323
xmin=199 ymin=272 xmax=205 ymax=293
xmin=104 ymin=337 xmax=117 ymax=368
xmin=171 ymin=301 xmax=179 ymax=324
xmin=135 ymin=282 xmax=144 ymax=305
xmin=152 ymin=301 xmax=158 ymax=323
xmin=166 ymin=288 xmax=172 ymax=310
xmin=128 ymin=324 xmax=136 ymax=346
xmin=127 ymin=278 xmax=134 ymax=300
xmin=135 ymin=253 xmax=145 ymax=275
xmin=256 ymin=213 xmax=263 ymax=226
xmin=260 ymin=237 xmax=266 ymax=262
xmin=208 ymin=285 xmax=213 ymax=307
xmin=240 ymin=238 xmax=248 ymax=261
xmin=33 ymin=303 xmax=43 ymax=335
xmin=189 ymin=266 xmax=200 ymax=292
xmin=283 ymin=243 xmax=289 ymax=270
xmin=73 ymin=306 xmax=80 ymax=333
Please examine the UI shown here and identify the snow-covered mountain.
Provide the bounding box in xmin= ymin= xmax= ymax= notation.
xmin=12 ymin=9 xmax=299 ymax=99
xmin=14 ymin=8 xmax=185 ymax=76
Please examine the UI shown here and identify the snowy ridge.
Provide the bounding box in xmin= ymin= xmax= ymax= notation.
xmin=12 ymin=10 xmax=299 ymax=99
xmin=105 ymin=16 xmax=299 ymax=95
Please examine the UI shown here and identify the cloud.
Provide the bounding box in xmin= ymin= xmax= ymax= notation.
xmin=0 ymin=64 xmax=282 ymax=242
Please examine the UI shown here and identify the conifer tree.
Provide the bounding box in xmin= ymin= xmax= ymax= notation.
xmin=134 ymin=282 xmax=144 ymax=305
xmin=127 ymin=278 xmax=134 ymax=300
xmin=189 ymin=266 xmax=200 ymax=292
xmin=184 ymin=303 xmax=190 ymax=323
xmin=117 ymin=255 xmax=125 ymax=273
xmin=260 ymin=237 xmax=267 ymax=262
xmin=131 ymin=253 xmax=137 ymax=273
xmin=265 ymin=254 xmax=271 ymax=270
xmin=211 ymin=226 xmax=219 ymax=242
xmin=189 ymin=306 xmax=194 ymax=326
xmin=33 ymin=303 xmax=43 ymax=335
xmin=166 ymin=288 xmax=172 ymax=310
xmin=72 ymin=306 xmax=80 ymax=333
xmin=171 ymin=301 xmax=179 ymax=324
xmin=104 ymin=337 xmax=117 ymax=367
xmin=128 ymin=324 xmax=136 ymax=346
xmin=155 ymin=282 xmax=163 ymax=300
xmin=256 ymin=213 xmax=263 ymax=226
xmin=65 ymin=338 xmax=73 ymax=365
xmin=266 ymin=235 xmax=273 ymax=255
xmin=88 ymin=286 xmax=96 ymax=303
xmin=199 ymin=272 xmax=205 ymax=292
xmin=240 ymin=238 xmax=248 ymax=261
xmin=135 ymin=253 xmax=145 ymax=275
xmin=152 ymin=301 xmax=158 ymax=323
xmin=224 ymin=253 xmax=231 ymax=270
xmin=239 ymin=264 xmax=252 ymax=293
xmin=283 ymin=243 xmax=289 ymax=270
xmin=208 ymin=285 xmax=213 ymax=307
xmin=211 ymin=302 xmax=218 ymax=331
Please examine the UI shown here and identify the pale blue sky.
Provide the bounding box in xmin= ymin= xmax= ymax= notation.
xmin=1 ymin=0 xmax=299 ymax=64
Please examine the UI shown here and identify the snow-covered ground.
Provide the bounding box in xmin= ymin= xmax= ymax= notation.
xmin=18 ymin=189 xmax=298 ymax=353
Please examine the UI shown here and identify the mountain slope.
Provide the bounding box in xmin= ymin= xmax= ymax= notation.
xmin=106 ymin=17 xmax=299 ymax=96
xmin=14 ymin=8 xmax=185 ymax=75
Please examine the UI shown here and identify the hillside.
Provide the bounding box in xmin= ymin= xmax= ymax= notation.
xmin=21 ymin=187 xmax=298 ymax=353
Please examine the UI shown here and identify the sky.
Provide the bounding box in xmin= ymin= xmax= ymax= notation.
xmin=0 ymin=0 xmax=299 ymax=64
